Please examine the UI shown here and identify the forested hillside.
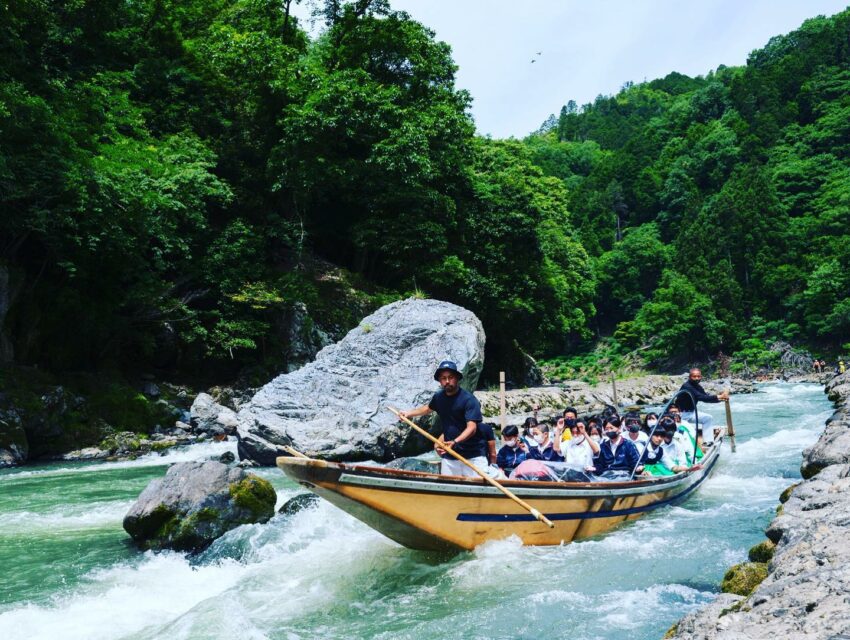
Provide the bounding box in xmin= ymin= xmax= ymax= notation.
xmin=1 ymin=0 xmax=592 ymax=383
xmin=2 ymin=0 xmax=849 ymax=386
xmin=530 ymin=8 xmax=850 ymax=371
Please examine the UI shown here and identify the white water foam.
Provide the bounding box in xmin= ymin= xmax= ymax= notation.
xmin=0 ymin=500 xmax=134 ymax=534
xmin=1 ymin=440 xmax=237 ymax=481
xmin=0 ymin=382 xmax=834 ymax=640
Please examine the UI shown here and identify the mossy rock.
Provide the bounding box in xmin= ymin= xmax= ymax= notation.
xmin=721 ymin=562 xmax=768 ymax=596
xmin=663 ymin=622 xmax=679 ymax=638
xmin=779 ymin=482 xmax=800 ymax=503
xmin=748 ymin=539 xmax=776 ymax=563
xmin=800 ymin=461 xmax=825 ymax=480
xmin=229 ymin=475 xmax=276 ymax=522
xmin=150 ymin=439 xmax=178 ymax=452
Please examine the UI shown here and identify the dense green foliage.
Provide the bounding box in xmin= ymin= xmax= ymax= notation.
xmin=532 ymin=10 xmax=850 ymax=365
xmin=0 ymin=0 xmax=591 ymax=382
xmin=2 ymin=1 xmax=849 ymax=385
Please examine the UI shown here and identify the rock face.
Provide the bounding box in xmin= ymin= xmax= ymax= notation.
xmin=236 ymin=298 xmax=485 ymax=464
xmin=123 ymin=461 xmax=276 ymax=552
xmin=668 ymin=371 xmax=850 ymax=640
xmin=190 ymin=393 xmax=240 ymax=435
xmin=0 ymin=403 xmax=27 ymax=467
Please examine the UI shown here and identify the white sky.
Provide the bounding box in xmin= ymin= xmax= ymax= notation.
xmin=295 ymin=0 xmax=850 ymax=138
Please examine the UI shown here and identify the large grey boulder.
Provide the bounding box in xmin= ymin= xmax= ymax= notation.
xmin=122 ymin=461 xmax=276 ymax=552
xmin=236 ymin=298 xmax=485 ymax=464
xmin=190 ymin=393 xmax=239 ymax=435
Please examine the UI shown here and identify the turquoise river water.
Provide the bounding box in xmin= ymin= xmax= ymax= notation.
xmin=0 ymin=383 xmax=833 ymax=640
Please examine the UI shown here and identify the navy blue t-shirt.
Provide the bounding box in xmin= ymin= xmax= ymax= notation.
xmin=428 ymin=388 xmax=485 ymax=459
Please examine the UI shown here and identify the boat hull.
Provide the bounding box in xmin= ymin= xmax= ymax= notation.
xmin=276 ymin=443 xmax=721 ymax=551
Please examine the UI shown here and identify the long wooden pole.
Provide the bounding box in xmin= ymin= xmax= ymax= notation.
xmin=282 ymin=444 xmax=309 ymax=458
xmin=499 ymin=371 xmax=507 ymax=432
xmin=611 ymin=373 xmax=618 ymax=407
xmin=724 ymin=397 xmax=736 ymax=453
xmin=387 ymin=406 xmax=554 ymax=528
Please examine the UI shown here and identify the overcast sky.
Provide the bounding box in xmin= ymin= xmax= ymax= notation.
xmin=296 ymin=1 xmax=850 ymax=138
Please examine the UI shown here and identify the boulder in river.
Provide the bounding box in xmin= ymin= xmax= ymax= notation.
xmin=123 ymin=461 xmax=276 ymax=552
xmin=236 ymin=298 xmax=485 ymax=464
xmin=190 ymin=393 xmax=240 ymax=435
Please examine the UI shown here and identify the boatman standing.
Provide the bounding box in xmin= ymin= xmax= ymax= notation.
xmin=399 ymin=360 xmax=488 ymax=477
xmin=675 ymin=368 xmax=729 ymax=447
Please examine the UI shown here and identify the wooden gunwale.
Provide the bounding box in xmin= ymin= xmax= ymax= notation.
xmin=276 ymin=439 xmax=722 ymax=550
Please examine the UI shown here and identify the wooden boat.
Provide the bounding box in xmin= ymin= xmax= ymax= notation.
xmin=276 ymin=439 xmax=722 ymax=551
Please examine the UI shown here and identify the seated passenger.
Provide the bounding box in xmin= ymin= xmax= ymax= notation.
xmin=640 ymin=429 xmax=673 ymax=476
xmin=623 ymin=412 xmax=649 ymax=453
xmin=526 ymin=423 xmax=565 ymax=462
xmin=665 ymin=409 xmax=702 ymax=465
xmin=562 ymin=419 xmax=598 ymax=471
xmin=658 ymin=418 xmax=702 ymax=473
xmin=521 ymin=416 xmax=539 ymax=448
xmin=587 ymin=421 xmax=603 ymax=447
xmin=496 ymin=425 xmax=528 ymax=476
xmin=643 ymin=412 xmax=659 ymax=436
xmin=594 ymin=416 xmax=640 ymax=474
xmin=560 ymin=406 xmax=579 ymax=442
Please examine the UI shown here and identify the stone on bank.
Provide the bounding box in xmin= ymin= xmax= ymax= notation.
xmin=236 ymin=298 xmax=485 ymax=464
xmin=123 ymin=461 xmax=276 ymax=552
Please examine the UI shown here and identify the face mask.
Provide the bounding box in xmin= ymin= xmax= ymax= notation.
xmin=572 ymin=435 xmax=584 ymax=444
xmin=604 ymin=430 xmax=618 ymax=440
xmin=533 ymin=434 xmax=546 ymax=445
xmin=647 ymin=419 xmax=658 ymax=428
xmin=505 ymin=439 xmax=517 ymax=448
xmin=627 ymin=424 xmax=640 ymax=433
xmin=590 ymin=435 xmax=601 ymax=444
xmin=564 ymin=418 xmax=576 ymax=428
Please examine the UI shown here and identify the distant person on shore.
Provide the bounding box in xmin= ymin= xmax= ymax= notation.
xmin=675 ymin=368 xmax=729 ymax=447
xmin=399 ymin=360 xmax=488 ymax=477
xmin=496 ymin=425 xmax=528 ymax=476
xmin=840 ymin=360 xmax=846 ymax=375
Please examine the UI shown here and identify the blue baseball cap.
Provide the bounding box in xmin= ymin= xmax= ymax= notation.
xmin=434 ymin=360 xmax=463 ymax=381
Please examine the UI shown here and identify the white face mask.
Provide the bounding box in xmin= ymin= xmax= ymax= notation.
xmin=647 ymin=419 xmax=658 ymax=428
xmin=533 ymin=434 xmax=546 ymax=445
xmin=571 ymin=435 xmax=584 ymax=444
xmin=590 ymin=435 xmax=601 ymax=444
xmin=505 ymin=438 xmax=518 ymax=448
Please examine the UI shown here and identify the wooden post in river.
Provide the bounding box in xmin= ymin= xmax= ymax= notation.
xmin=611 ymin=373 xmax=618 ymax=407
xmin=725 ymin=396 xmax=736 ymax=453
xmin=499 ymin=371 xmax=507 ymax=431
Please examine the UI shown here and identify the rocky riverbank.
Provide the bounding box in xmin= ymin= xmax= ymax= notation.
xmin=666 ymin=371 xmax=850 ymax=640
xmin=476 ymin=375 xmax=755 ymax=426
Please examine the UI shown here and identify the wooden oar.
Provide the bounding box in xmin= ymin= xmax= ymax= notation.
xmin=388 ymin=406 xmax=554 ymax=528
xmin=724 ymin=398 xmax=736 ymax=453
